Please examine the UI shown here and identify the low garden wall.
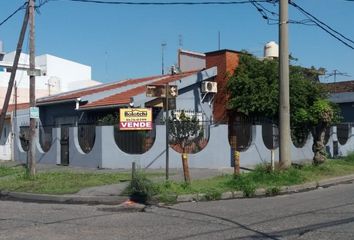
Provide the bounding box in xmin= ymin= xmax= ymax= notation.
xmin=12 ymin=123 xmax=354 ymax=169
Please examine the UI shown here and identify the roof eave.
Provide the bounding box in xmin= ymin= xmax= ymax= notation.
xmin=36 ymin=98 xmax=77 ymax=106
xmin=78 ymin=103 xmax=129 ymax=111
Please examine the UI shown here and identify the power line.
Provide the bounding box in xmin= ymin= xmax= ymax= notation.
xmin=0 ymin=2 xmax=28 ymax=27
xmin=290 ymin=1 xmax=354 ymax=50
xmin=291 ymin=1 xmax=354 ymax=45
xmin=0 ymin=1 xmax=50 ymax=28
xmin=50 ymin=0 xmax=274 ymax=5
xmin=249 ymin=0 xmax=315 ymax=26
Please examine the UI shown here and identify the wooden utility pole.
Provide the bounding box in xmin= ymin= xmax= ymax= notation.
xmin=165 ymin=83 xmax=169 ymax=180
xmin=278 ymin=0 xmax=291 ymax=168
xmin=28 ymin=0 xmax=36 ymax=176
xmin=0 ymin=4 xmax=29 ymax=138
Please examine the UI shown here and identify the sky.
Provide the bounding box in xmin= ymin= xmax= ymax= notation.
xmin=0 ymin=0 xmax=353 ymax=84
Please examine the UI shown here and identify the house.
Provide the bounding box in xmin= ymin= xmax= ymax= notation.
xmin=10 ymin=47 xmax=351 ymax=169
xmin=0 ymin=50 xmax=101 ymax=107
xmin=0 ymin=41 xmax=101 ymax=161
xmin=0 ymin=103 xmax=29 ymax=160
xmin=9 ymin=49 xmax=239 ymax=168
xmin=326 ymin=80 xmax=354 ymax=122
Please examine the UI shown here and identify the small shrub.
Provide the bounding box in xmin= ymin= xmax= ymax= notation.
xmin=241 ymin=181 xmax=256 ymax=197
xmin=266 ymin=186 xmax=280 ymax=196
xmin=22 ymin=169 xmax=37 ymax=180
xmin=229 ymin=175 xmax=256 ymax=197
xmin=126 ymin=171 xmax=157 ymax=203
xmin=157 ymin=193 xmax=177 ymax=204
xmin=204 ymin=189 xmax=222 ymax=201
xmin=344 ymin=153 xmax=354 ymax=163
xmin=180 ymin=181 xmax=192 ymax=190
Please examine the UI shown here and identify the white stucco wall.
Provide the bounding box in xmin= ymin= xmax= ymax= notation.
xmin=0 ymin=52 xmax=100 ymax=106
xmin=36 ymin=54 xmax=92 ymax=92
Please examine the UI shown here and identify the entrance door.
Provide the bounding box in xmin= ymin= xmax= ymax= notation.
xmin=60 ymin=127 xmax=69 ymax=165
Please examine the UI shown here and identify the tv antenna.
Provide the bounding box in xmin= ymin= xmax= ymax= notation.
xmin=325 ymin=69 xmax=351 ymax=83
xmin=178 ymin=34 xmax=183 ymax=48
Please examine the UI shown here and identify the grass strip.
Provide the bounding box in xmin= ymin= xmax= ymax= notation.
xmin=0 ymin=170 xmax=132 ymax=194
xmin=151 ymin=153 xmax=354 ymax=201
xmin=0 ymin=165 xmax=23 ymax=177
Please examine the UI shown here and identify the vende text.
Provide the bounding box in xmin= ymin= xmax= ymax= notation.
xmin=120 ymin=121 xmax=152 ymax=130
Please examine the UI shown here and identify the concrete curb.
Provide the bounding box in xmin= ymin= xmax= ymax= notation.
xmin=173 ymin=174 xmax=354 ymax=203
xmin=0 ymin=191 xmax=128 ymax=205
xmin=1 ymin=174 xmax=354 ymax=205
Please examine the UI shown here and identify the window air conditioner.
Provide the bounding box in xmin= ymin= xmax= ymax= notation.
xmin=201 ymin=81 xmax=217 ymax=93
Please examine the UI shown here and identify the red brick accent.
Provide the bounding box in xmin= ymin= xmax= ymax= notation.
xmin=205 ymin=50 xmax=239 ymax=123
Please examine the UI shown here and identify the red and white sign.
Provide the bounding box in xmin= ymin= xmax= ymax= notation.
xmin=119 ymin=108 xmax=152 ymax=130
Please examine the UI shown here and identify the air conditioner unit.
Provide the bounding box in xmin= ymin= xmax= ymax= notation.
xmin=201 ymin=81 xmax=217 ymax=93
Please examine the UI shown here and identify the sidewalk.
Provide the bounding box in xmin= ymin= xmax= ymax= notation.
xmin=0 ymin=163 xmax=233 ymax=205
xmin=1 ymin=163 xmax=354 ymax=205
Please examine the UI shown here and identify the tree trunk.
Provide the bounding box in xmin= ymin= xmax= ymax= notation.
xmin=312 ymin=123 xmax=327 ymax=165
xmin=182 ymin=152 xmax=191 ymax=183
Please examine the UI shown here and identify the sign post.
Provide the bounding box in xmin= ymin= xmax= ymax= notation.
xmin=146 ymin=84 xmax=178 ymax=180
xmin=165 ymin=83 xmax=169 ymax=180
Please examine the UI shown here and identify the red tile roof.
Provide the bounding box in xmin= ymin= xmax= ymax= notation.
xmin=81 ymin=71 xmax=197 ymax=109
xmin=0 ymin=103 xmax=30 ymax=114
xmin=325 ymin=80 xmax=354 ymax=93
xmin=36 ymin=74 xmax=164 ymax=104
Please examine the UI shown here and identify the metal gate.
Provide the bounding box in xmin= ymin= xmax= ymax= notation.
xmin=60 ymin=127 xmax=69 ymax=165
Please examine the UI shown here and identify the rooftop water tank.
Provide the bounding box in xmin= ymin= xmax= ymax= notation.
xmin=264 ymin=41 xmax=279 ymax=59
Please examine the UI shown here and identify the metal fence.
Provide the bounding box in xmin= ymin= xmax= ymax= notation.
xmin=228 ymin=121 xmax=252 ymax=152
xmin=39 ymin=125 xmax=53 ymax=152
xmin=169 ymin=120 xmax=210 ymax=154
xmin=262 ymin=123 xmax=279 ymax=149
xmin=291 ymin=127 xmax=309 ymax=148
xmin=78 ymin=124 xmax=96 ymax=153
xmin=19 ymin=126 xmax=29 ymax=152
xmin=114 ymin=123 xmax=156 ymax=154
xmin=337 ymin=123 xmax=351 ymax=145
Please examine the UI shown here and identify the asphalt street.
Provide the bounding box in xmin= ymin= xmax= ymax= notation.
xmin=1 ymin=182 xmax=354 ymax=240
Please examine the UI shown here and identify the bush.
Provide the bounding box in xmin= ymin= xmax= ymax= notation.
xmin=228 ymin=175 xmax=256 ymax=197
xmin=204 ymin=189 xmax=222 ymax=201
xmin=266 ymin=186 xmax=280 ymax=196
xmin=157 ymin=193 xmax=178 ymax=204
xmin=126 ymin=171 xmax=157 ymax=203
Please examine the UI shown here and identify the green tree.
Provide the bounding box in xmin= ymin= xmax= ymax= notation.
xmin=169 ymin=110 xmax=203 ymax=183
xmin=227 ymin=53 xmax=340 ymax=166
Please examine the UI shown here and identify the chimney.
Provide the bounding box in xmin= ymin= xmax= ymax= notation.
xmin=205 ymin=49 xmax=239 ymax=123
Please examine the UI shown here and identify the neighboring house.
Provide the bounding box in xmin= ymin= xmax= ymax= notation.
xmin=0 ymin=103 xmax=29 ymax=160
xmin=0 ymin=42 xmax=101 ymax=161
xmin=326 ymin=80 xmax=354 ymax=122
xmin=0 ymin=48 xmax=101 ymax=107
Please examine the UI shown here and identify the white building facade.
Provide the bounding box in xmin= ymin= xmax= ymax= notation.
xmin=0 ymin=46 xmax=101 ymax=161
xmin=0 ymin=51 xmax=100 ymax=106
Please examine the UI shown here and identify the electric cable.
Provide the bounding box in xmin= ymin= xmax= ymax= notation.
xmin=50 ymin=0 xmax=274 ymax=5
xmin=290 ymin=1 xmax=354 ymax=50
xmin=0 ymin=2 xmax=28 ymax=27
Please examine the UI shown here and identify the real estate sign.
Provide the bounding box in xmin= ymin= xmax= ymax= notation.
xmin=119 ymin=108 xmax=152 ymax=130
